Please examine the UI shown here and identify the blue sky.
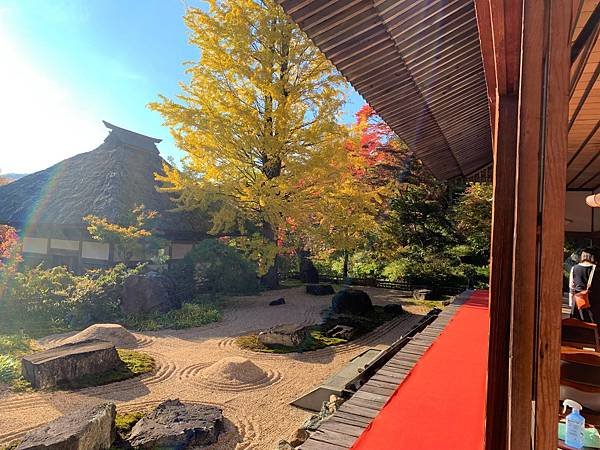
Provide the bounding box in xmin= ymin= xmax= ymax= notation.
xmin=0 ymin=0 xmax=364 ymax=174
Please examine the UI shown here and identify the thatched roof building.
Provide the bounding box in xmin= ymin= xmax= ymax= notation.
xmin=0 ymin=121 xmax=207 ymax=268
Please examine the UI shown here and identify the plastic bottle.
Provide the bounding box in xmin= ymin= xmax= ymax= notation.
xmin=563 ymin=399 xmax=585 ymax=449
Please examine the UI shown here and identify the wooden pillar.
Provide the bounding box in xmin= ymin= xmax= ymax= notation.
xmin=483 ymin=0 xmax=571 ymax=449
xmin=486 ymin=93 xmax=518 ymax=450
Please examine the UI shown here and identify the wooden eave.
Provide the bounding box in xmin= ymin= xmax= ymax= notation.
xmin=567 ymin=0 xmax=600 ymax=191
xmin=279 ymin=0 xmax=492 ymax=181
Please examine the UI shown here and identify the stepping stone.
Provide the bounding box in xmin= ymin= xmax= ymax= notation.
xmin=21 ymin=339 xmax=123 ymax=389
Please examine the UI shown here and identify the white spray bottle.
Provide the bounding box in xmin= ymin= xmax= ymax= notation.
xmin=563 ymin=399 xmax=585 ymax=449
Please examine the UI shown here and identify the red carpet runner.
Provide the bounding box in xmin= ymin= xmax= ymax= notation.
xmin=351 ymin=290 xmax=489 ymax=450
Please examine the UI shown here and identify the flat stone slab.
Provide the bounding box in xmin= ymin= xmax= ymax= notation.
xmin=16 ymin=403 xmax=116 ymax=450
xmin=128 ymin=399 xmax=223 ymax=449
xmin=21 ymin=339 xmax=123 ymax=389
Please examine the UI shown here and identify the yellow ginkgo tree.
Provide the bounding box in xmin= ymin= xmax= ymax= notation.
xmin=150 ymin=0 xmax=351 ymax=287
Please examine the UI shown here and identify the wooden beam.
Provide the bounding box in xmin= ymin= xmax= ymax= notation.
xmin=474 ymin=0 xmax=498 ymax=132
xmin=567 ymin=119 xmax=600 ymax=168
xmin=571 ymin=2 xmax=600 ymax=63
xmin=577 ymin=167 xmax=600 ymax=191
xmin=569 ymin=22 xmax=599 ymax=98
xmin=568 ymin=62 xmax=600 ymax=129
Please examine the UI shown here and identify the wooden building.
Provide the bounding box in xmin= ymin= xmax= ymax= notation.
xmin=278 ymin=0 xmax=599 ymax=448
xmin=0 ymin=121 xmax=207 ymax=271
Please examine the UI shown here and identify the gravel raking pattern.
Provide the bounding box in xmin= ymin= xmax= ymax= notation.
xmin=0 ymin=424 xmax=41 ymax=447
xmin=1 ymin=287 xmax=430 ymax=449
xmin=191 ymin=368 xmax=283 ymax=393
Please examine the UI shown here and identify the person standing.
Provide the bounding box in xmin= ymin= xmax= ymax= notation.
xmin=570 ymin=249 xmax=599 ymax=324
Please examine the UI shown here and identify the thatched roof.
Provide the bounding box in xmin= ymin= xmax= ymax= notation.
xmin=0 ymin=122 xmax=207 ymax=239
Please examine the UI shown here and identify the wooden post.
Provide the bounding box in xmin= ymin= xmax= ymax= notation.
xmin=483 ymin=1 xmax=571 ymax=448
xmin=486 ymin=93 xmax=518 ymax=450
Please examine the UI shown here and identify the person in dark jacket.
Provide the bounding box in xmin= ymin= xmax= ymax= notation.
xmin=570 ymin=249 xmax=599 ymax=324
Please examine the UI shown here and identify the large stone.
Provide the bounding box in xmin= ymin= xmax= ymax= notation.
xmin=299 ymin=258 xmax=319 ymax=284
xmin=128 ymin=399 xmax=223 ymax=449
xmin=413 ymin=289 xmax=432 ymax=301
xmin=16 ymin=403 xmax=116 ymax=450
xmin=121 ymin=271 xmax=180 ymax=316
xmin=383 ymin=303 xmax=404 ymax=316
xmin=331 ymin=289 xmax=373 ymax=315
xmin=306 ymin=284 xmax=335 ymax=296
xmin=21 ymin=340 xmax=123 ymax=389
xmin=257 ymin=324 xmax=307 ymax=347
xmin=288 ymin=428 xmax=310 ymax=446
xmin=269 ymin=297 xmax=286 ymax=306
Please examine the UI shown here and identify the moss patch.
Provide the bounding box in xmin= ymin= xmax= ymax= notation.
xmin=236 ymin=328 xmax=347 ymax=354
xmin=0 ymin=442 xmax=19 ymax=450
xmin=125 ymin=303 xmax=221 ymax=331
xmin=236 ymin=305 xmax=403 ymax=354
xmin=399 ymin=297 xmax=448 ymax=315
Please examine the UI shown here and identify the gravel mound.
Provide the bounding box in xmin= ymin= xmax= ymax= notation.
xmin=200 ymin=357 xmax=268 ymax=385
xmin=65 ymin=324 xmax=138 ymax=348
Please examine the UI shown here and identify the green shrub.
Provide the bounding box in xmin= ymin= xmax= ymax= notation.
xmin=69 ymin=264 xmax=143 ymax=328
xmin=125 ymin=303 xmax=221 ymax=331
xmin=0 ymin=333 xmax=36 ymax=390
xmin=0 ymin=265 xmax=76 ymax=335
xmin=0 ymin=264 xmax=141 ymax=336
xmin=169 ymin=239 xmax=259 ymax=297
xmin=0 ymin=333 xmax=36 ymax=355
xmin=115 ymin=411 xmax=145 ymax=436
xmin=0 ymin=355 xmax=18 ymax=383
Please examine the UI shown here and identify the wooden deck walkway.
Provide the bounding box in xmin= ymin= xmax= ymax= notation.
xmin=299 ymin=291 xmax=474 ymax=450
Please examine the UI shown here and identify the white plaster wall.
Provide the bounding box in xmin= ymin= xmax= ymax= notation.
xmin=50 ymin=239 xmax=79 ymax=251
xmin=82 ymin=241 xmax=110 ymax=260
xmin=565 ymin=191 xmax=593 ymax=232
xmin=22 ymin=237 xmax=48 ymax=254
xmin=171 ymin=243 xmax=194 ymax=259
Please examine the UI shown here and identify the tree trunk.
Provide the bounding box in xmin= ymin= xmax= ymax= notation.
xmin=260 ymin=221 xmax=280 ymax=289
xmin=343 ymin=251 xmax=349 ymax=279
xmin=298 ymin=249 xmax=319 ymax=283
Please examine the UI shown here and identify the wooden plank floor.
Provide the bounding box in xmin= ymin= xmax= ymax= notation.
xmin=299 ymin=290 xmax=474 ymax=450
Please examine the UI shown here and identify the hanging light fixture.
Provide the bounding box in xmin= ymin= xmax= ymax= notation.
xmin=586 ymin=193 xmax=600 ymax=208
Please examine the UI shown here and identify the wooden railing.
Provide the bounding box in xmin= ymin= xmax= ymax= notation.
xmin=280 ymin=272 xmax=466 ymax=295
